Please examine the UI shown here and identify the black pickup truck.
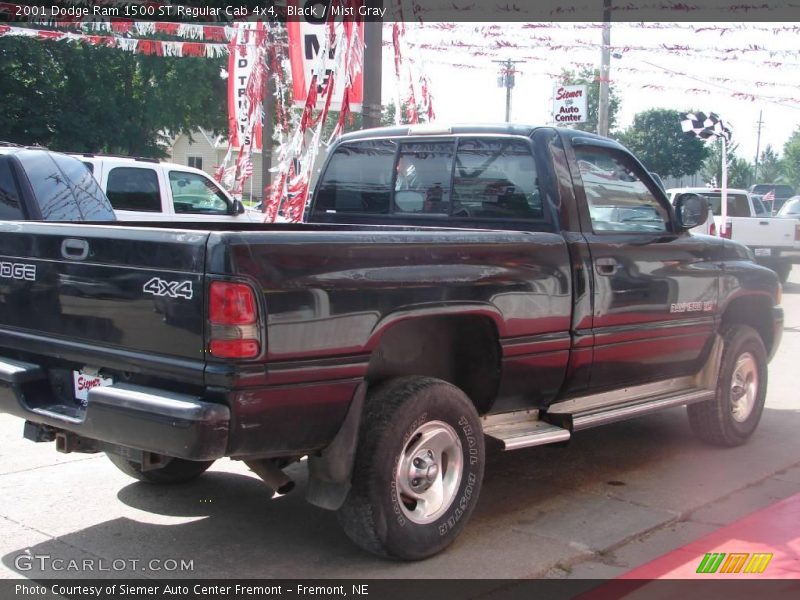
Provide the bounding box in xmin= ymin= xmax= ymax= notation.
xmin=0 ymin=125 xmax=783 ymax=560
xmin=0 ymin=147 xmax=116 ymax=221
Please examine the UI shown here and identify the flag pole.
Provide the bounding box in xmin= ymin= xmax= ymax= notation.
xmin=720 ymin=136 xmax=728 ymax=236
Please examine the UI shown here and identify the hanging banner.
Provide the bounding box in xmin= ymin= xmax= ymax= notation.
xmin=552 ymin=84 xmax=587 ymax=124
xmin=227 ymin=22 xmax=263 ymax=151
xmin=287 ymin=7 xmax=363 ymax=112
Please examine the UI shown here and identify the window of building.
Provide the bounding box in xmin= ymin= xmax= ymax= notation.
xmin=188 ymin=156 xmax=203 ymax=170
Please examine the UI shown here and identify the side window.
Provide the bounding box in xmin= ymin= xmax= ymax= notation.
xmin=0 ymin=158 xmax=24 ymax=220
xmin=452 ymin=138 xmax=542 ymax=219
xmin=107 ymin=167 xmax=161 ymax=212
xmin=169 ymin=171 xmax=230 ymax=214
xmin=393 ymin=142 xmax=454 ymax=214
xmin=704 ymin=193 xmax=750 ymax=217
xmin=314 ymin=140 xmax=395 ymax=214
xmin=576 ymin=147 xmax=668 ymax=233
xmin=50 ymin=154 xmax=115 ymax=220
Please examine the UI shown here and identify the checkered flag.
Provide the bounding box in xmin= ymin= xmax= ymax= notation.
xmin=681 ymin=111 xmax=732 ymax=142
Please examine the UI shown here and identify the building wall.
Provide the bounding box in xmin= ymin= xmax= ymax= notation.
xmin=169 ymin=131 xmax=265 ymax=202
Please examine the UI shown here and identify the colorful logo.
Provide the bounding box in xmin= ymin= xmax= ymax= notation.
xmin=696 ymin=552 xmax=773 ymax=574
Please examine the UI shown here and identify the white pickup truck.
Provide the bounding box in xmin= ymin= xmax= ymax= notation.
xmin=668 ymin=187 xmax=800 ymax=282
xmin=73 ymin=155 xmax=262 ymax=223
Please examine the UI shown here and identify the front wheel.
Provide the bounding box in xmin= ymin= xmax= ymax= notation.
xmin=337 ymin=376 xmax=485 ymax=560
xmin=687 ymin=325 xmax=768 ymax=446
xmin=106 ymin=453 xmax=214 ymax=484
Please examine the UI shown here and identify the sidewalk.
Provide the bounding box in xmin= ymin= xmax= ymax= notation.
xmin=618 ymin=492 xmax=800 ymax=579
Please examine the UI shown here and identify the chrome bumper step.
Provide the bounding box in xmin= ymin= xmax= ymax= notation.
xmin=483 ymin=410 xmax=571 ymax=451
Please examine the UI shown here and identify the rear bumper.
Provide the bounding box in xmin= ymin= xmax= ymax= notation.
xmin=0 ymin=357 xmax=229 ymax=461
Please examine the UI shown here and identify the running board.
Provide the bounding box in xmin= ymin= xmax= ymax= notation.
xmin=568 ymin=388 xmax=715 ymax=431
xmin=482 ymin=410 xmax=571 ymax=451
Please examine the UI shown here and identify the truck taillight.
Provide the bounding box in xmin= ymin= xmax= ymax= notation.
xmin=208 ymin=281 xmax=260 ymax=359
xmin=709 ymin=221 xmax=717 ymax=236
xmin=795 ymin=223 xmax=800 ymax=242
xmin=721 ymin=221 xmax=733 ymax=239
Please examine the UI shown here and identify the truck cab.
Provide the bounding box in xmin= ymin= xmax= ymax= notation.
xmin=73 ymin=155 xmax=260 ymax=223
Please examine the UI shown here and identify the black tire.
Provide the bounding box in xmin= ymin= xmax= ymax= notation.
xmin=687 ymin=325 xmax=767 ymax=446
xmin=337 ymin=376 xmax=485 ymax=560
xmin=106 ymin=453 xmax=214 ymax=484
xmin=774 ymin=262 xmax=791 ymax=284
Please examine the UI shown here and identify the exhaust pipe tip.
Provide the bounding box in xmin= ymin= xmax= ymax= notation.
xmin=245 ymin=459 xmax=295 ymax=496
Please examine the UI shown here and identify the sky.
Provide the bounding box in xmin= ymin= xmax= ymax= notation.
xmin=378 ymin=22 xmax=800 ymax=165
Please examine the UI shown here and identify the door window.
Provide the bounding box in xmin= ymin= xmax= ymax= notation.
xmin=107 ymin=167 xmax=161 ymax=212
xmin=577 ymin=147 xmax=668 ymax=233
xmin=169 ymin=171 xmax=230 ymax=214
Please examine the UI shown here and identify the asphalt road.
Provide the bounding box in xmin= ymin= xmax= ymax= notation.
xmin=1 ymin=267 xmax=799 ymax=580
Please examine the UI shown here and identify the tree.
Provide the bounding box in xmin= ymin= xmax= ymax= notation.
xmin=616 ymin=109 xmax=709 ymax=178
xmin=701 ymin=140 xmax=752 ymax=189
xmin=559 ymin=67 xmax=620 ymax=134
xmin=0 ymin=37 xmax=227 ymax=157
xmin=755 ymin=144 xmax=784 ymax=183
xmin=781 ymin=129 xmax=800 ymax=189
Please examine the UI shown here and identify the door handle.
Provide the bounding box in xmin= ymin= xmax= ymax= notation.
xmin=595 ymin=257 xmax=618 ymax=275
xmin=61 ymin=238 xmax=89 ymax=261
xmin=759 ymin=221 xmax=769 ymax=225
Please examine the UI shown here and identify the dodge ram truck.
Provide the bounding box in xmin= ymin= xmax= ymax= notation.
xmin=0 ymin=125 xmax=783 ymax=560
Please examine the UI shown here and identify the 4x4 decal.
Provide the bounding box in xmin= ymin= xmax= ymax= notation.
xmin=142 ymin=277 xmax=193 ymax=300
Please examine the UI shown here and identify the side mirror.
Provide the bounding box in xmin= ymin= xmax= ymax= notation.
xmin=675 ymin=193 xmax=709 ymax=231
xmin=232 ymin=199 xmax=245 ymax=215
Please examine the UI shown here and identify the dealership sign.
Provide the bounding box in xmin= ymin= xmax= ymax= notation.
xmin=553 ymin=85 xmax=587 ymax=124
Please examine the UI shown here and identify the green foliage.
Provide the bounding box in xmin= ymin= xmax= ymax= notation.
xmin=701 ymin=139 xmax=752 ymax=189
xmin=781 ymin=130 xmax=800 ymax=189
xmin=0 ymin=37 xmax=226 ymax=157
xmin=755 ymin=144 xmax=784 ymax=183
xmin=616 ymin=109 xmax=709 ymax=178
xmin=559 ymin=67 xmax=620 ymax=134
xmin=314 ymin=102 xmax=426 ymax=143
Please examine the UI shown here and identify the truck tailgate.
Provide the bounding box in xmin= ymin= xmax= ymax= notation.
xmin=0 ymin=222 xmax=209 ymax=368
xmin=721 ymin=216 xmax=797 ymax=248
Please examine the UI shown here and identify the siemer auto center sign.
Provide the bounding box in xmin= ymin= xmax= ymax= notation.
xmin=553 ymin=84 xmax=587 ymax=124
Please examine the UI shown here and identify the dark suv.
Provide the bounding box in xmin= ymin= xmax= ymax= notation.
xmin=749 ymin=183 xmax=795 ymax=214
xmin=0 ymin=147 xmax=116 ymax=221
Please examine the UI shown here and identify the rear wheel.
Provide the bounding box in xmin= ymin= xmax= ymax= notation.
xmin=337 ymin=376 xmax=484 ymax=560
xmin=106 ymin=453 xmax=214 ymax=484
xmin=687 ymin=325 xmax=767 ymax=446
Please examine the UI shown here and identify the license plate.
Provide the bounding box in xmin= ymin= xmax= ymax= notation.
xmin=754 ymin=248 xmax=772 ymax=257
xmin=73 ymin=370 xmax=113 ymax=406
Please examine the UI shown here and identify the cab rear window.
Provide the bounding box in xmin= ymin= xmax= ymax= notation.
xmin=0 ymin=157 xmax=24 ymax=219
xmin=16 ymin=150 xmax=115 ymax=221
xmin=312 ymin=137 xmax=544 ymax=222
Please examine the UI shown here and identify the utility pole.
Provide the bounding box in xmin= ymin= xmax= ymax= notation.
xmin=493 ymin=59 xmax=524 ymax=122
xmin=753 ymin=109 xmax=764 ymax=184
xmin=262 ymin=27 xmax=276 ymax=203
xmin=361 ymin=4 xmax=383 ymax=129
xmin=597 ymin=0 xmax=612 ymax=137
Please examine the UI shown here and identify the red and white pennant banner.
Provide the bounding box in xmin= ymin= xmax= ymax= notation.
xmin=215 ymin=23 xmax=267 ymax=197
xmin=0 ymin=24 xmax=229 ymax=56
